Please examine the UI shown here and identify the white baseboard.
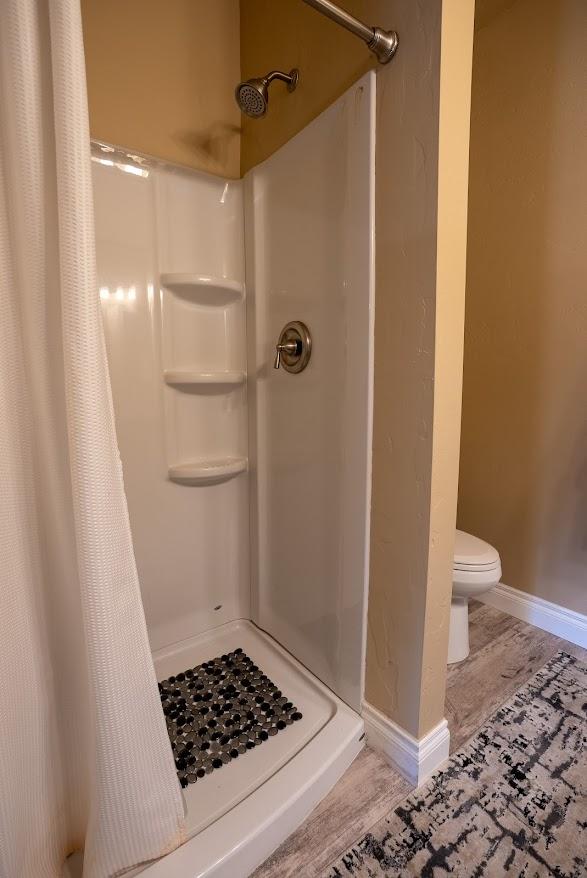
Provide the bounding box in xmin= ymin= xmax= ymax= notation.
xmin=362 ymin=703 xmax=450 ymax=787
xmin=480 ymin=583 xmax=587 ymax=649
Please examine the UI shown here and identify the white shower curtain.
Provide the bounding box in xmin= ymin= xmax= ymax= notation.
xmin=0 ymin=1 xmax=185 ymax=876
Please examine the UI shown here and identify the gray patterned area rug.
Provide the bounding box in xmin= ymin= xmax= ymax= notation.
xmin=328 ymin=652 xmax=586 ymax=877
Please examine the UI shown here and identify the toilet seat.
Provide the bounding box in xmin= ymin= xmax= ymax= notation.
xmin=453 ymin=529 xmax=500 ymax=572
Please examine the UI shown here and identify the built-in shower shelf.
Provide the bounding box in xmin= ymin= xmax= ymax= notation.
xmin=160 ymin=273 xmax=244 ymax=306
xmin=168 ymin=457 xmax=247 ymax=486
xmin=163 ymin=370 xmax=246 ymax=389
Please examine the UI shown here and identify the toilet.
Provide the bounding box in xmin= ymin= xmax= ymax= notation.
xmin=448 ymin=530 xmax=502 ymax=664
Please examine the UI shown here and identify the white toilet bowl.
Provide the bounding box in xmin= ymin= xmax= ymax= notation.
xmin=448 ymin=530 xmax=501 ymax=664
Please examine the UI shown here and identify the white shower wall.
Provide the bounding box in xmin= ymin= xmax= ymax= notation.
xmin=92 ymin=156 xmax=249 ymax=650
xmin=245 ymin=73 xmax=375 ymax=712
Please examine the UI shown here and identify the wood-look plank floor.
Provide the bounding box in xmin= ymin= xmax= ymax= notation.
xmin=253 ymin=602 xmax=586 ymax=878
xmin=446 ymin=601 xmax=585 ymax=751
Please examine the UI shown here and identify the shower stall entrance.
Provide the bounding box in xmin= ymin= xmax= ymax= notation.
xmin=93 ymin=73 xmax=375 ymax=876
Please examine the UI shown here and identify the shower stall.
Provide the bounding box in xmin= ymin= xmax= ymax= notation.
xmin=92 ymin=72 xmax=375 ymax=875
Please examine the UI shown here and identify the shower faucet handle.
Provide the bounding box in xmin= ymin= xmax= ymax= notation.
xmin=273 ymin=321 xmax=312 ymax=373
xmin=274 ymin=340 xmax=299 ymax=369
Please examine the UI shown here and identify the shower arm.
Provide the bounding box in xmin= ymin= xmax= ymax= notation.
xmin=301 ymin=0 xmax=398 ymax=64
xmin=265 ymin=70 xmax=298 ymax=90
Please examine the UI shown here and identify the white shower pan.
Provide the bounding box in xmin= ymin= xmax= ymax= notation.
xmin=141 ymin=620 xmax=363 ymax=878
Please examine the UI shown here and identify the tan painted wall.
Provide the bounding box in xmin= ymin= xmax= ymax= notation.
xmin=366 ymin=0 xmax=441 ymax=738
xmin=420 ymin=0 xmax=474 ymax=734
xmin=241 ymin=0 xmax=474 ymax=737
xmin=458 ymin=0 xmax=587 ymax=615
xmin=80 ymin=0 xmax=241 ymax=177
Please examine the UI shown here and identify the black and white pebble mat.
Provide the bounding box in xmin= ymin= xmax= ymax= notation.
xmin=159 ymin=648 xmax=303 ymax=788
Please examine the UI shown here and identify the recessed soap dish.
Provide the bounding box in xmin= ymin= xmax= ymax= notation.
xmin=160 ymin=274 xmax=244 ymax=307
xmin=168 ymin=458 xmax=247 ymax=486
xmin=163 ymin=370 xmax=245 ymax=389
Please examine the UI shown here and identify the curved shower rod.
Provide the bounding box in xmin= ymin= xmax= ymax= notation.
xmin=301 ymin=0 xmax=398 ymax=64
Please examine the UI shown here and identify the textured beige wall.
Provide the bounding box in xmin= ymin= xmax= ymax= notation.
xmin=241 ymin=0 xmax=474 ymax=737
xmin=368 ymin=0 xmax=473 ymax=737
xmin=365 ymin=1 xmax=441 ymax=738
xmin=80 ymin=0 xmax=241 ymax=177
xmin=420 ymin=0 xmax=474 ymax=734
xmin=458 ymin=0 xmax=587 ymax=615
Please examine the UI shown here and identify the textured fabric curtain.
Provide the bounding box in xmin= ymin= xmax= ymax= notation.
xmin=0 ymin=1 xmax=185 ymax=876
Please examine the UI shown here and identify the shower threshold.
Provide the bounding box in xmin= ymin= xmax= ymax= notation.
xmin=141 ymin=619 xmax=364 ymax=878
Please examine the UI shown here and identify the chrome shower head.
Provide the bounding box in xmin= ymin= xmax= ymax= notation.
xmin=235 ymin=79 xmax=268 ymax=118
xmin=235 ymin=69 xmax=299 ymax=118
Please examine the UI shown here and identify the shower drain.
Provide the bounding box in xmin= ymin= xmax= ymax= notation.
xmin=159 ymin=648 xmax=303 ymax=788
